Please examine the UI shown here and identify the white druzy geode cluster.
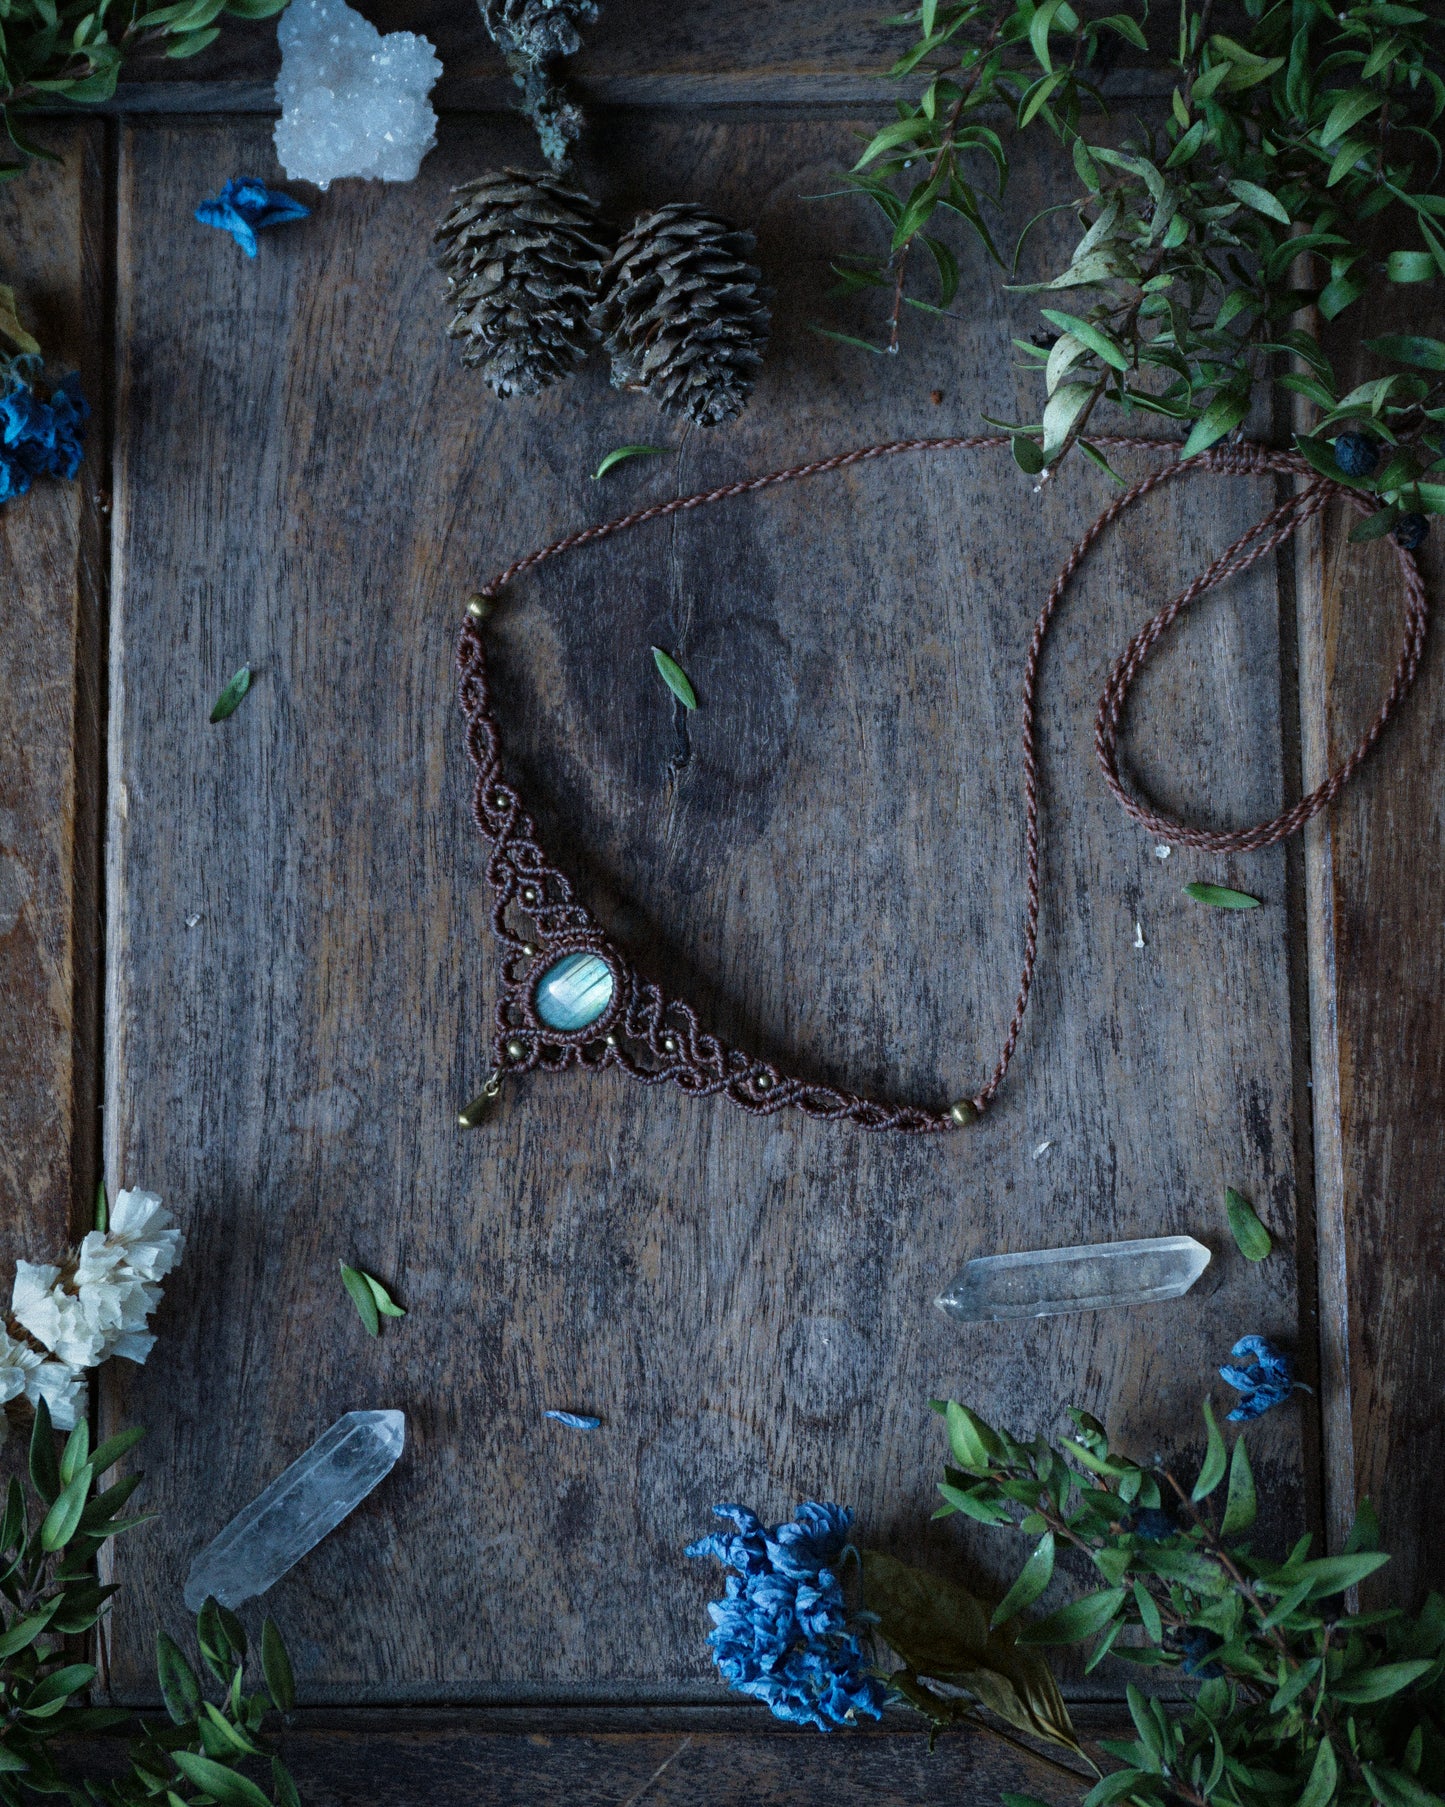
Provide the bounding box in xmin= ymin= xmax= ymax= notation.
xmin=273 ymin=0 xmax=441 ymax=190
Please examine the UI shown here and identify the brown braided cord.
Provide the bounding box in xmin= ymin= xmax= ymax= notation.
xmin=460 ymin=434 xmax=1430 ymax=1132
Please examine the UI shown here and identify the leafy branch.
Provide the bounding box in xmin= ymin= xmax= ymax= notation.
xmin=860 ymin=1397 xmax=1445 ymax=1807
xmin=0 ymin=0 xmax=289 ymax=177
xmin=0 ymin=1400 xmax=303 ymax=1806
xmin=827 ymin=0 xmax=1445 ymax=494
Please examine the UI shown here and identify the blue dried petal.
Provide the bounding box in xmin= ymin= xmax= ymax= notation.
xmin=0 ymin=374 xmax=87 ymax=500
xmin=544 ymin=1409 xmax=601 ymax=1429
xmin=1220 ymin=1334 xmax=1296 ymax=1422
xmin=687 ymin=1499 xmax=886 ymax=1733
xmin=196 ymin=177 xmax=311 ymax=257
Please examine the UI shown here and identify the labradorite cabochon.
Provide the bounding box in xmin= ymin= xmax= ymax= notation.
xmin=534 ymin=951 xmax=616 ymax=1032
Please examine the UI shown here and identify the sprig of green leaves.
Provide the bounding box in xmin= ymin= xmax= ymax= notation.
xmin=871 ymin=1396 xmax=1440 ymax=1807
xmin=826 ymin=0 xmax=1445 ymax=478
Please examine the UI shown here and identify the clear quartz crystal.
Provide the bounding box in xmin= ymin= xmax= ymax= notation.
xmin=936 ymin=1235 xmax=1211 ymax=1324
xmin=184 ymin=1410 xmax=405 ymax=1610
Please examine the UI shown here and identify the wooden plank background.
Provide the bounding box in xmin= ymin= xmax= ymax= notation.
xmin=0 ymin=0 xmax=1434 ymax=1791
xmin=101 ymin=105 xmax=1306 ymax=1705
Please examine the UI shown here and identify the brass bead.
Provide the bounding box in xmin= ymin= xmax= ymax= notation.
xmin=521 ymin=886 xmax=540 ymax=907
xmin=605 ymin=1034 xmax=618 ymax=1048
xmin=662 ymin=1035 xmax=678 ymax=1055
xmin=467 ymin=593 xmax=494 ymax=619
xmin=492 ymin=791 xmax=508 ymax=810
xmin=520 ymin=943 xmax=535 ymax=958
xmin=949 ymin=1099 xmax=979 ymax=1127
xmin=755 ymin=1072 xmax=772 ymax=1092
xmin=505 ymin=1038 xmax=527 ymax=1062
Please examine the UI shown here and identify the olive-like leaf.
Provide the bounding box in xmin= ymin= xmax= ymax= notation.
xmin=991 ymin=1532 xmax=1056 ymax=1629
xmin=650 ymin=646 xmax=698 ymax=711
xmin=156 ymin=1631 xmax=202 ymax=1725
xmin=209 ymin=666 xmax=252 ymax=723
xmin=592 ymin=445 xmax=668 ymax=480
xmin=1184 ymin=882 xmax=1261 ymax=910
xmin=1225 ymin=1187 xmax=1273 ymax=1261
xmin=1220 ymin=1434 xmax=1258 ymax=1536
xmin=172 ymin=1752 xmax=272 ymax=1807
xmin=339 ymin=1261 xmax=380 ymax=1336
xmin=1193 ymin=1397 xmax=1227 ymax=1500
xmin=262 ymin=1616 xmax=297 ymax=1712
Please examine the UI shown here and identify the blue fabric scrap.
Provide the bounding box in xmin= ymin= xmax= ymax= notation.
xmin=0 ymin=371 xmax=88 ymax=504
xmin=545 ymin=1410 xmax=602 ymax=1430
xmin=1220 ymin=1334 xmax=1296 ymax=1422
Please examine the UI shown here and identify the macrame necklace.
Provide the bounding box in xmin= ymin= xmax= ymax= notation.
xmin=454 ymin=434 xmax=1428 ymax=1136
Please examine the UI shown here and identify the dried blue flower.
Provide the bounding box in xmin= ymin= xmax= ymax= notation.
xmin=0 ymin=371 xmax=88 ymax=504
xmin=686 ymin=1501 xmax=885 ymax=1733
xmin=1332 ymin=431 xmax=1378 ymax=478
xmin=1125 ymin=1506 xmax=1179 ymax=1543
xmin=544 ymin=1410 xmax=601 ymax=1430
xmin=1220 ymin=1334 xmax=1296 ymax=1422
xmin=1181 ymin=1628 xmax=1224 ymax=1678
xmin=1394 ymin=512 xmax=1430 ymax=551
xmin=195 ymin=177 xmax=311 ymax=258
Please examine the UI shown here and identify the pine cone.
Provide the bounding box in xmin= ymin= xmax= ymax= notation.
xmin=591 ymin=204 xmax=772 ymax=427
xmin=477 ymin=0 xmax=598 ymax=64
xmin=434 ymin=169 xmax=611 ymax=398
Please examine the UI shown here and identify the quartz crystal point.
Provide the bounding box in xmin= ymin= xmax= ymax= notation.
xmin=936 ymin=1235 xmax=1210 ymax=1324
xmin=184 ymin=1410 xmax=404 ymax=1610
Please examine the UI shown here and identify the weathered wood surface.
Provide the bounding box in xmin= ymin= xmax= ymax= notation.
xmin=1302 ymin=418 xmax=1445 ymax=1601
xmin=0 ymin=123 xmax=103 ymax=1271
xmin=101 ymin=108 xmax=1310 ymax=1711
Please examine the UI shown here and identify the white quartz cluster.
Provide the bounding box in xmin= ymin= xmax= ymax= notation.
xmin=273 ymin=0 xmax=441 ymax=190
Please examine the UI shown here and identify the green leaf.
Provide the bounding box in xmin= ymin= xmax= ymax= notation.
xmin=1387 ymin=251 xmax=1437 ymax=283
xmin=363 ymin=1272 xmax=406 ymax=1318
xmin=0 ymin=1599 xmax=61 ymax=1659
xmin=23 ymin=1664 xmax=96 ymax=1713
xmin=1300 ymin=1739 xmax=1338 ymax=1807
xmin=201 ymin=1700 xmax=263 ymax=1756
xmin=156 ymin=1631 xmax=202 ymax=1725
xmin=1350 ymin=505 xmax=1403 ymax=545
xmin=1368 ymin=335 xmax=1445 ymax=373
xmin=1320 ymin=87 xmax=1382 ymax=146
xmin=60 ymin=1420 xmax=89 ymax=1487
xmin=1184 ymin=882 xmax=1260 ymax=910
xmin=339 ymin=1262 xmax=379 ymax=1336
xmin=94 ymin=1178 xmax=107 ymax=1232
xmin=1225 ymin=1187 xmax=1272 ymax=1261
xmin=1220 ymin=1435 xmax=1257 ymax=1536
xmin=1295 ymin=1551 xmax=1392 ymax=1597
xmin=650 ymin=646 xmax=697 ymax=712
xmin=171 ymin=1753 xmax=272 ymax=1807
xmin=1181 ymin=389 xmax=1249 ymax=459
xmin=1132 ymin=1578 xmax=1162 ymax=1645
xmin=591 ymin=444 xmax=668 ymax=481
xmin=1029 ymin=0 xmax=1067 ymax=72
xmin=273 ymin=1760 xmax=302 ymax=1807
xmin=1012 ymin=435 xmax=1047 ymax=475
xmin=164 ymin=23 xmax=221 ymax=54
xmin=261 ymin=1617 xmax=296 ymax=1712
xmin=40 ymin=1464 xmax=92 ymax=1551
xmin=90 ymin=1425 xmax=145 ymax=1478
xmin=1039 ymin=308 xmax=1129 ymax=372
xmin=991 ymin=1534 xmax=1056 ymax=1629
xmin=1016 ymin=1586 xmax=1126 ymax=1646
xmin=1228 ymin=179 xmax=1290 ymax=224
xmin=1193 ymin=1398 xmax=1227 ymax=1500
xmin=1363 ymin=1764 xmax=1445 ymax=1807
xmin=209 ymin=666 xmax=251 ymax=723
xmin=28 ymin=1397 xmax=59 ymax=1504
xmin=0 ymin=283 xmax=40 ymax=357
xmin=944 ymin=1400 xmax=998 ymax=1472
xmin=1344 ymin=1498 xmax=1382 ymax=1554
xmin=1331 ymin=1659 xmax=1433 ymax=1704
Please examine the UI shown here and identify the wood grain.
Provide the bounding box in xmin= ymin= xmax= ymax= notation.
xmin=0 ymin=123 xmax=104 ymax=1269
xmin=102 ymin=111 xmax=1311 ymax=1707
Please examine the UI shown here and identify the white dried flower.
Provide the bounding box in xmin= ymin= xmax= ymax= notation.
xmin=7 ymin=1188 xmax=184 ymax=1421
xmin=0 ymin=1325 xmax=85 ymax=1432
